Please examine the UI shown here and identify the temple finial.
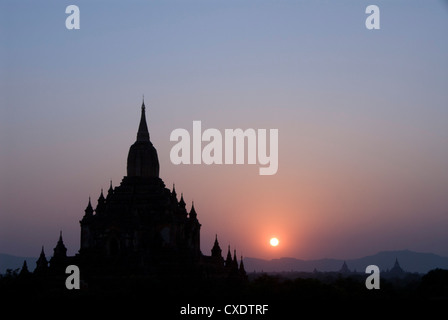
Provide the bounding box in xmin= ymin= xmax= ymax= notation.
xmin=137 ymin=99 xmax=150 ymax=142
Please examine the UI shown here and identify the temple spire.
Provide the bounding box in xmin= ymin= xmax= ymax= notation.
xmin=35 ymin=246 xmax=48 ymax=274
xmin=225 ymin=245 xmax=232 ymax=267
xmin=189 ymin=201 xmax=197 ymax=220
xmin=54 ymin=230 xmax=67 ymax=257
xmin=171 ymin=184 xmax=178 ymax=203
xmin=179 ymin=193 xmax=186 ymax=208
xmin=211 ymin=234 xmax=223 ymax=262
xmin=107 ymin=180 xmax=114 ymax=199
xmin=127 ymin=100 xmax=160 ymax=177
xmin=137 ymin=98 xmax=150 ymax=142
xmin=84 ymin=196 xmax=93 ymax=216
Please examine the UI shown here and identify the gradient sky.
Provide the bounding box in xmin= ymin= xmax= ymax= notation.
xmin=1 ymin=0 xmax=447 ymax=261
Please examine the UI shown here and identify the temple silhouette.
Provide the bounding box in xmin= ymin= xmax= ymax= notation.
xmin=33 ymin=99 xmax=246 ymax=280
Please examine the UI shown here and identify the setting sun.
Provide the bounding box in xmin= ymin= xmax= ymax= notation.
xmin=270 ymin=237 xmax=279 ymax=247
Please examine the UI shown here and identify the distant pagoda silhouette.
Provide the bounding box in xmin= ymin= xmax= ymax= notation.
xmin=386 ymin=258 xmax=405 ymax=278
xmin=338 ymin=261 xmax=351 ymax=274
xmin=32 ymin=99 xmax=245 ymax=279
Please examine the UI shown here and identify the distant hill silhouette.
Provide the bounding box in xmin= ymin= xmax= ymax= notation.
xmin=244 ymin=250 xmax=448 ymax=274
xmin=0 ymin=253 xmax=37 ymax=274
xmin=3 ymin=250 xmax=448 ymax=275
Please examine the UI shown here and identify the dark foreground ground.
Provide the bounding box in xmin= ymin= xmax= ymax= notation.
xmin=1 ymin=268 xmax=447 ymax=317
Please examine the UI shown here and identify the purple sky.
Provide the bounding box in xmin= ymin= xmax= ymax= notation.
xmin=1 ymin=0 xmax=447 ymax=260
